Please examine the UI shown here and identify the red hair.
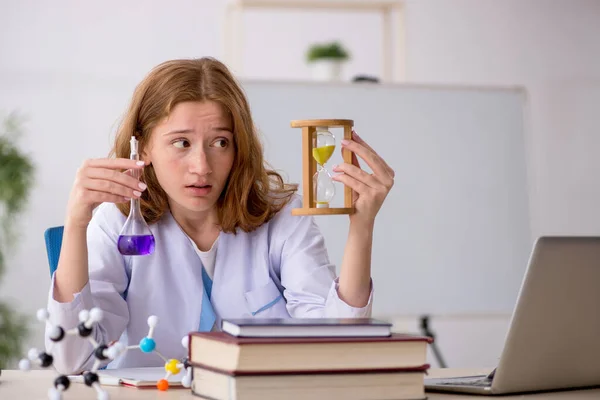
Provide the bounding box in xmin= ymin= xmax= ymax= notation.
xmin=109 ymin=57 xmax=297 ymax=232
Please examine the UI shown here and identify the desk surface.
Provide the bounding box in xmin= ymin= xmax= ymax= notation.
xmin=1 ymin=368 xmax=600 ymax=399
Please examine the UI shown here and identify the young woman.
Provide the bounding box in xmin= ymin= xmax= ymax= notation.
xmin=46 ymin=57 xmax=395 ymax=374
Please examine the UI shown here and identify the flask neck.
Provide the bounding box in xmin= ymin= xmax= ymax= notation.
xmin=129 ymin=152 xmax=143 ymax=215
xmin=130 ymin=198 xmax=143 ymax=218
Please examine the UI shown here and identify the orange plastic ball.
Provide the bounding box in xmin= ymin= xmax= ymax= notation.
xmin=157 ymin=379 xmax=169 ymax=391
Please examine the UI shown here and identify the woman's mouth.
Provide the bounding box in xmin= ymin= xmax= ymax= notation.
xmin=185 ymin=184 xmax=212 ymax=196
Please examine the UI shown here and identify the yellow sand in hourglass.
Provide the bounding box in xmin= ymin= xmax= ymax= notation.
xmin=312 ymin=145 xmax=335 ymax=165
xmin=290 ymin=119 xmax=355 ymax=216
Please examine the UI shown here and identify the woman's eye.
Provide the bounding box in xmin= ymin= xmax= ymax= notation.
xmin=213 ymin=139 xmax=228 ymax=148
xmin=173 ymin=139 xmax=190 ymax=149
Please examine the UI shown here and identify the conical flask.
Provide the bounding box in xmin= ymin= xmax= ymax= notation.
xmin=117 ymin=136 xmax=155 ymax=256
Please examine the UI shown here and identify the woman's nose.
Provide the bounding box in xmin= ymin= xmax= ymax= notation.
xmin=189 ymin=149 xmax=212 ymax=175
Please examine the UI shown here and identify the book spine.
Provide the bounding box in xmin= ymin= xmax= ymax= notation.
xmin=190 ymin=362 xmax=431 ymax=377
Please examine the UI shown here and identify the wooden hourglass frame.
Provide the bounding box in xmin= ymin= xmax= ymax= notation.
xmin=290 ymin=119 xmax=355 ymax=216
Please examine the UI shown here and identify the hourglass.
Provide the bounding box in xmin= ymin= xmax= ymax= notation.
xmin=290 ymin=119 xmax=355 ymax=215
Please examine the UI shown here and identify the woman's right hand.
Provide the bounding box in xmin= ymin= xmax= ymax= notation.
xmin=66 ymin=158 xmax=147 ymax=229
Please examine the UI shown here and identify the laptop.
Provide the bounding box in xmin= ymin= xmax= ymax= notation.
xmin=425 ymin=236 xmax=600 ymax=395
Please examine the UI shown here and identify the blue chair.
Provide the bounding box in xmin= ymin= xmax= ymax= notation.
xmin=44 ymin=226 xmax=64 ymax=277
xmin=45 ymin=225 xmax=112 ymax=370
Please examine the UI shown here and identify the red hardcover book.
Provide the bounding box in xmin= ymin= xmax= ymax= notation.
xmin=189 ymin=331 xmax=433 ymax=373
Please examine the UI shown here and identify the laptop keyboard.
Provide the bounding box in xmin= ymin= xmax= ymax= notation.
xmin=436 ymin=377 xmax=492 ymax=387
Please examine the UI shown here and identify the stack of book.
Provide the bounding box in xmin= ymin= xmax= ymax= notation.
xmin=187 ymin=318 xmax=432 ymax=400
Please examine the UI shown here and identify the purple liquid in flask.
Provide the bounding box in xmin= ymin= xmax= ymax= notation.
xmin=117 ymin=234 xmax=155 ymax=256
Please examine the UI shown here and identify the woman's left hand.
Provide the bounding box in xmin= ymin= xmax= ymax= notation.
xmin=332 ymin=130 xmax=395 ymax=227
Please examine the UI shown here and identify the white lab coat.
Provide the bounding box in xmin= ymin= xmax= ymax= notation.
xmin=45 ymin=194 xmax=373 ymax=374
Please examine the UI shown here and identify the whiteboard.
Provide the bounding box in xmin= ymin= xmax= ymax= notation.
xmin=241 ymin=80 xmax=533 ymax=317
xmin=0 ymin=72 xmax=531 ymax=319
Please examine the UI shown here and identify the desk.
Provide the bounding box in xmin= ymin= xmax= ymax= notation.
xmin=2 ymin=369 xmax=600 ymax=399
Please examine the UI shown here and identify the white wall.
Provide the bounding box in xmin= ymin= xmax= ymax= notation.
xmin=404 ymin=0 xmax=600 ymax=236
xmin=1 ymin=0 xmax=599 ymax=369
xmin=400 ymin=0 xmax=600 ymax=368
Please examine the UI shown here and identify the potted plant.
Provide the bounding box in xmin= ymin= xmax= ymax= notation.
xmin=305 ymin=41 xmax=350 ymax=82
xmin=0 ymin=111 xmax=35 ymax=369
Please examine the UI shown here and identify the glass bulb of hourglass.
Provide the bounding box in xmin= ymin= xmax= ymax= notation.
xmin=314 ymin=168 xmax=335 ymax=208
xmin=118 ymin=136 xmax=156 ymax=256
xmin=312 ymin=127 xmax=335 ymax=166
xmin=312 ymin=127 xmax=336 ymax=208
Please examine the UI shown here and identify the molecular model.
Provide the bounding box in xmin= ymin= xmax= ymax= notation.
xmin=19 ymin=307 xmax=192 ymax=400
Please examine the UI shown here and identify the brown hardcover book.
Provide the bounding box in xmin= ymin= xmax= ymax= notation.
xmin=188 ymin=332 xmax=433 ymax=373
xmin=190 ymin=364 xmax=430 ymax=400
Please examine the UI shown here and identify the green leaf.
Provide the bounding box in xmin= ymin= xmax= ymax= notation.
xmin=0 ymin=301 xmax=30 ymax=369
xmin=306 ymin=41 xmax=350 ymax=63
xmin=0 ymin=110 xmax=35 ymax=368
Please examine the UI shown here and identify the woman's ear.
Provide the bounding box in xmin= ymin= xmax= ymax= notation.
xmin=141 ymin=140 xmax=152 ymax=165
xmin=140 ymin=150 xmax=151 ymax=165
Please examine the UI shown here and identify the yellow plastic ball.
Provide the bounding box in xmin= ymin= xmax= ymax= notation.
xmin=165 ymin=359 xmax=181 ymax=375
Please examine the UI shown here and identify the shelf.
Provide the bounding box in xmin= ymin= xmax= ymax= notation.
xmin=222 ymin=0 xmax=406 ymax=82
xmin=233 ymin=0 xmax=402 ymax=11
